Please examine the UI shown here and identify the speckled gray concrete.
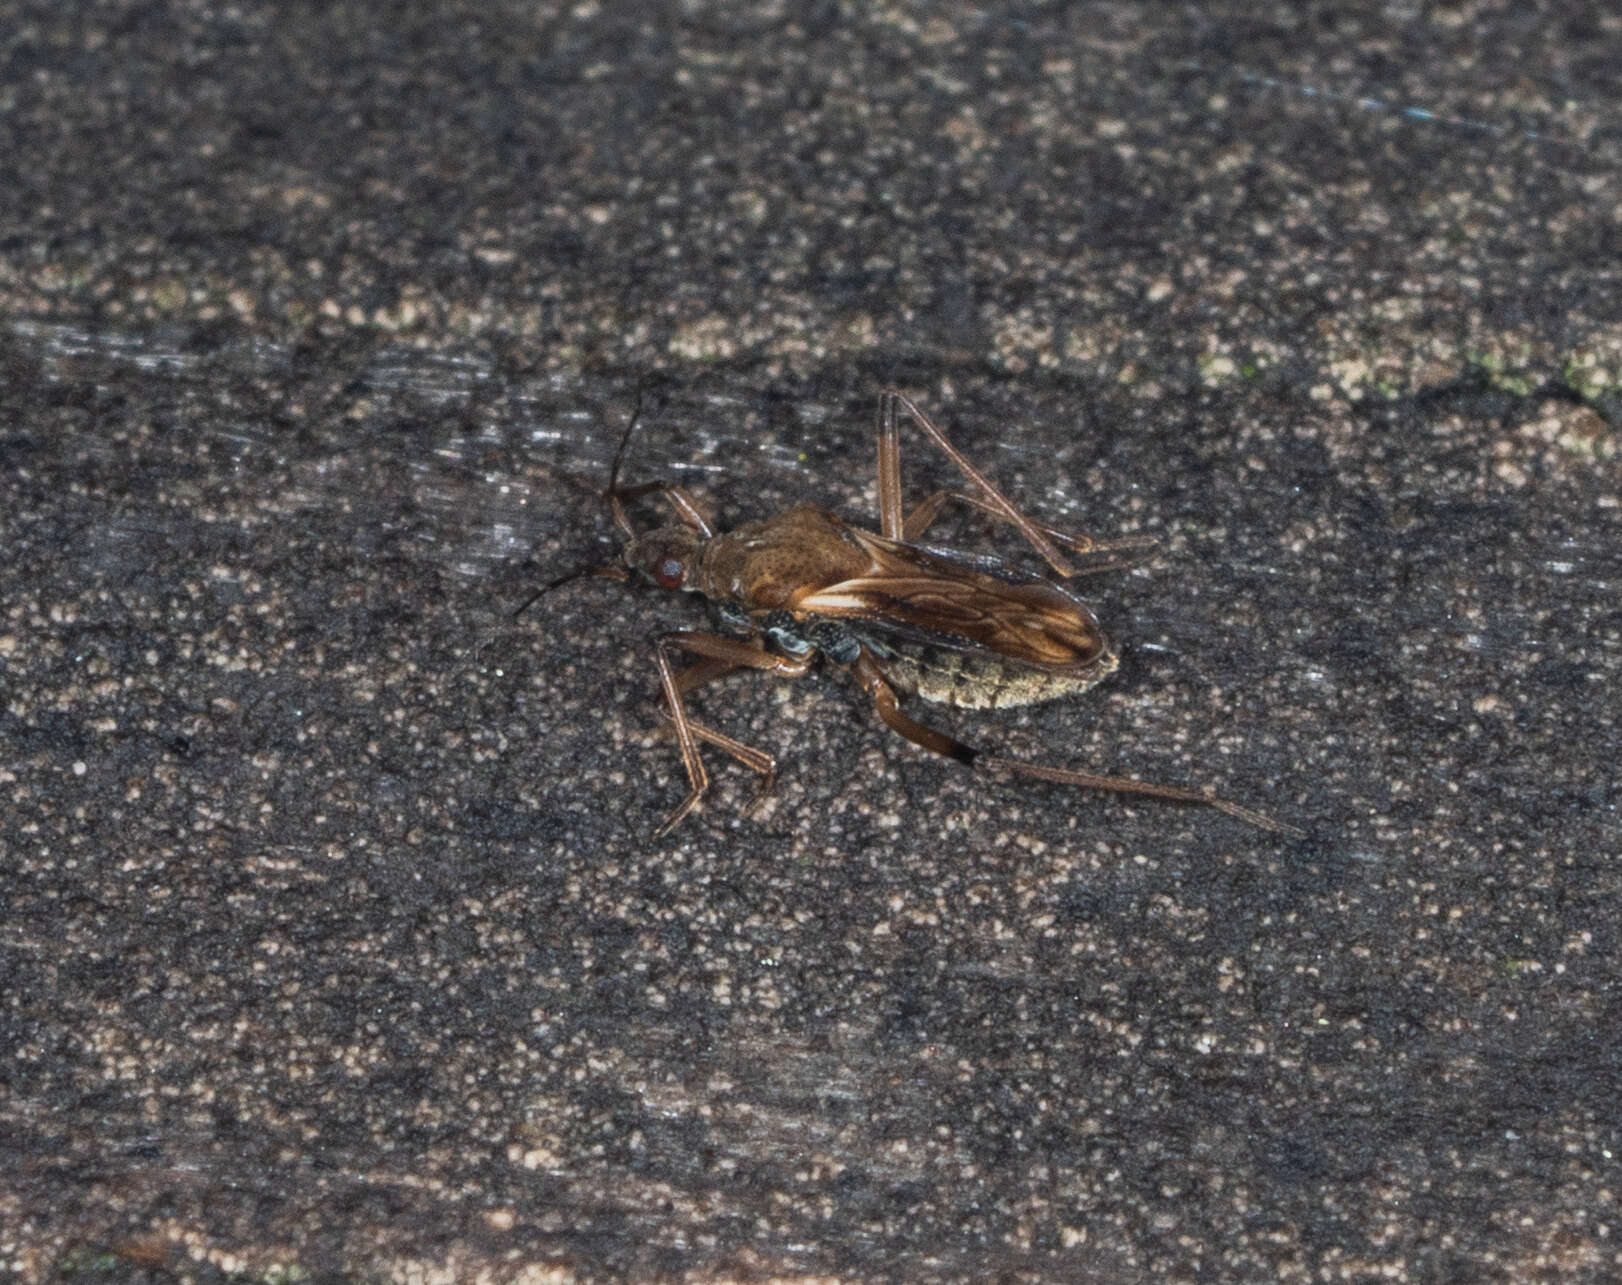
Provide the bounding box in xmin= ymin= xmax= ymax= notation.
xmin=3 ymin=3 xmax=1620 ymax=1283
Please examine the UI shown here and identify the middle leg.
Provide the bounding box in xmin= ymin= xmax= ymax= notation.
xmin=876 ymin=389 xmax=1082 ymax=577
xmin=899 ymin=487 xmax=1158 ymax=575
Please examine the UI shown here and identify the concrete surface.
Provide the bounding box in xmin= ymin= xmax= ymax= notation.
xmin=2 ymin=2 xmax=1619 ymax=1282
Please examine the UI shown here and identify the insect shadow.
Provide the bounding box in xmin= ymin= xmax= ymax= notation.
xmin=537 ymin=389 xmax=1303 ymax=838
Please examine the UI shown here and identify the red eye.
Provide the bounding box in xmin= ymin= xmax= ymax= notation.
xmin=654 ymin=558 xmax=685 ymax=589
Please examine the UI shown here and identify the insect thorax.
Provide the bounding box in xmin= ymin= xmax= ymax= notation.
xmin=712 ymin=604 xmax=865 ymax=666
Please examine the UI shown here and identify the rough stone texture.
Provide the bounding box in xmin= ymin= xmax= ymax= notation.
xmin=2 ymin=3 xmax=1619 ymax=1282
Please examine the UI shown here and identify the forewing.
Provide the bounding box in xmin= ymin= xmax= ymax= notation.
xmin=789 ymin=530 xmax=1106 ymax=670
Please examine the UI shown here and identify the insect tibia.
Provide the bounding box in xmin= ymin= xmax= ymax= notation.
xmin=979 ymin=756 xmax=1305 ymax=836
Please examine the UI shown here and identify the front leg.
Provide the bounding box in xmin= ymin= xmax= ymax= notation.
xmin=652 ymin=631 xmax=813 ymax=836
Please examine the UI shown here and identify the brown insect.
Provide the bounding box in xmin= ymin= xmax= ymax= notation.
xmin=551 ymin=390 xmax=1301 ymax=838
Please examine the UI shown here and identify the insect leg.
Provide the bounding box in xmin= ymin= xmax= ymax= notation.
xmin=876 ymin=389 xmax=1079 ymax=577
xmin=652 ymin=632 xmax=813 ymax=836
xmin=875 ymin=391 xmax=906 ymax=540
xmin=977 ymin=756 xmax=1306 ymax=836
xmin=850 ymin=651 xmax=1302 ymax=836
xmin=603 ymin=389 xmax=717 ymax=540
xmin=608 ymin=480 xmax=715 ymax=540
xmin=850 ymin=650 xmax=980 ymax=765
xmin=900 ymin=488 xmax=1158 ymax=574
xmin=654 ymin=655 xmax=782 ymax=813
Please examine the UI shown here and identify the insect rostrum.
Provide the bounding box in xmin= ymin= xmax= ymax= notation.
xmin=561 ymin=390 xmax=1301 ymax=838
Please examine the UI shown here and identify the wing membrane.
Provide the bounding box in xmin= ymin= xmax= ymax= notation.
xmin=790 ymin=529 xmax=1107 ymax=670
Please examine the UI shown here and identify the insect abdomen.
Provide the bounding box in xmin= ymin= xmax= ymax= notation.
xmin=869 ymin=638 xmax=1118 ymax=709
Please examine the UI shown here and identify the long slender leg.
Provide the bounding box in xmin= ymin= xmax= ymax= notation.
xmin=603 ymin=388 xmax=716 ymax=539
xmin=900 ymin=488 xmax=1158 ymax=574
xmin=609 ymin=480 xmax=714 ymax=539
xmin=849 ymin=651 xmax=1303 ymax=836
xmin=977 ymin=756 xmax=1305 ymax=836
xmin=652 ymin=632 xmax=813 ymax=836
xmin=875 ymin=392 xmax=906 ymax=541
xmin=659 ymin=655 xmax=778 ymax=796
xmin=876 ymin=389 xmax=1079 ymax=577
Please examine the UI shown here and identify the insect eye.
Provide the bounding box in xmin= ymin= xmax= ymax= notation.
xmin=654 ymin=557 xmax=686 ymax=589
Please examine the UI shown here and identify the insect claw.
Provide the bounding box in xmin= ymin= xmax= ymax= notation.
xmin=654 ymin=791 xmax=704 ymax=839
xmin=1206 ymin=796 xmax=1308 ymax=838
